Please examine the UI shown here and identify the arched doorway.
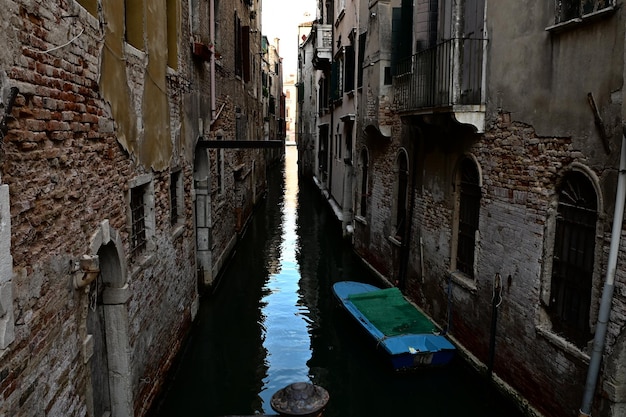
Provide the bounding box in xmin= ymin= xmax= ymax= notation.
xmin=85 ymin=221 xmax=133 ymax=417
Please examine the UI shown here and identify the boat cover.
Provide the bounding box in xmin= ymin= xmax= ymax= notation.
xmin=347 ymin=287 xmax=436 ymax=337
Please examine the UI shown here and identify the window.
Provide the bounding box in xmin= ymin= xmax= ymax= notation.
xmin=330 ymin=58 xmax=343 ymax=101
xmin=555 ymin=0 xmax=613 ymax=23
xmin=335 ymin=134 xmax=342 ymax=160
xmin=454 ymin=157 xmax=481 ymax=278
xmin=129 ymin=175 xmax=155 ymax=258
xmin=359 ymin=149 xmax=369 ymax=217
xmin=125 ymin=0 xmax=144 ymax=50
xmin=234 ymin=13 xmax=251 ymax=81
xmin=170 ymin=169 xmax=183 ymax=226
xmin=234 ymin=13 xmax=242 ymax=77
xmin=357 ymin=32 xmax=366 ymax=88
xmin=393 ymin=151 xmax=409 ymax=240
xmin=391 ymin=0 xmax=413 ymax=75
xmin=549 ymin=171 xmax=597 ymax=348
xmin=344 ymin=45 xmax=355 ymax=93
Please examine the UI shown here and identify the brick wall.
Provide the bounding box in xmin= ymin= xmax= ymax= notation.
xmin=0 ymin=1 xmax=200 ymax=416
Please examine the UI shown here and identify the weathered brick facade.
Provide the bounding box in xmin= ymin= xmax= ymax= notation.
xmin=0 ymin=0 xmax=272 ymax=416
xmin=301 ymin=0 xmax=626 ymax=416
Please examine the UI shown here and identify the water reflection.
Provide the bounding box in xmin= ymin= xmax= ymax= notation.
xmin=150 ymin=146 xmax=526 ymax=417
xmin=259 ymin=147 xmax=312 ymax=408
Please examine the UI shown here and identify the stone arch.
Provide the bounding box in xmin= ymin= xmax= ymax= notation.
xmin=85 ymin=220 xmax=134 ymax=417
xmin=451 ymin=152 xmax=484 ymax=188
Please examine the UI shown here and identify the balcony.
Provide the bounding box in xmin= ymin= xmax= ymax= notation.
xmin=313 ymin=24 xmax=332 ymax=70
xmin=393 ymin=38 xmax=486 ymax=132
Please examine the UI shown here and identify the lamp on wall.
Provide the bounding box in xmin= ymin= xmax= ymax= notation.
xmin=73 ymin=254 xmax=100 ymax=290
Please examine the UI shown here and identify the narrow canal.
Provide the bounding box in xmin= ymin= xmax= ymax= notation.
xmin=150 ymin=146 xmax=526 ymax=417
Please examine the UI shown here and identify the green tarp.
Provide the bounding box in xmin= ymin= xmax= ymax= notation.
xmin=347 ymin=287 xmax=435 ymax=337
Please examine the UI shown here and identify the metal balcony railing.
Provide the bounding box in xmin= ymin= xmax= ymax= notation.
xmin=394 ymin=38 xmax=486 ymax=112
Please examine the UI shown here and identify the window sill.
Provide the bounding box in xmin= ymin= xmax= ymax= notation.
xmin=449 ymin=270 xmax=477 ymax=294
xmin=129 ymin=252 xmax=156 ymax=280
xmin=546 ymin=6 xmax=615 ymax=33
xmin=535 ymin=326 xmax=590 ymax=363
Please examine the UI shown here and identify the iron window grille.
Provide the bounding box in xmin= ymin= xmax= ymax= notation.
xmin=130 ymin=185 xmax=147 ymax=256
xmin=456 ymin=159 xmax=481 ymax=278
xmin=550 ymin=172 xmax=597 ymax=348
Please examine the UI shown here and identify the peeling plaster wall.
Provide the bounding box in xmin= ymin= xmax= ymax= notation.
xmin=100 ymin=0 xmax=172 ymax=171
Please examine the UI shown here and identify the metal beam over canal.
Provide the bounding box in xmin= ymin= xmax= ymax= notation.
xmin=197 ymin=139 xmax=284 ymax=148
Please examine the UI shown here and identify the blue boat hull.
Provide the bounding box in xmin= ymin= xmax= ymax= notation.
xmin=332 ymin=281 xmax=455 ymax=371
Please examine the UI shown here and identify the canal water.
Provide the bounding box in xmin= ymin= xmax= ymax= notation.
xmin=150 ymin=146 xmax=526 ymax=417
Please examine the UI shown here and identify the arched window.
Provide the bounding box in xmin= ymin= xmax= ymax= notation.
xmin=454 ymin=157 xmax=481 ymax=278
xmin=394 ymin=151 xmax=409 ymax=240
xmin=359 ymin=149 xmax=369 ymax=217
xmin=550 ymin=171 xmax=597 ymax=348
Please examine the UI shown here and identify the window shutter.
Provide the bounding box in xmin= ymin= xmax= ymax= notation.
xmin=242 ymin=26 xmax=251 ymax=82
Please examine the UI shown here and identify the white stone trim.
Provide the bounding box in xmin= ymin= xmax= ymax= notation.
xmin=0 ymin=184 xmax=14 ymax=351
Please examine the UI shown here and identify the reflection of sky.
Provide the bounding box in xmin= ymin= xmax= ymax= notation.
xmin=259 ymin=147 xmax=312 ymax=412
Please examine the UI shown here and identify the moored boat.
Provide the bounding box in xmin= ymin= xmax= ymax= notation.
xmin=332 ymin=281 xmax=455 ymax=371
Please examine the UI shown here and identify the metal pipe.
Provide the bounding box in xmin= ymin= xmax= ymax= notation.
xmin=487 ymin=273 xmax=502 ymax=378
xmin=579 ymin=128 xmax=626 ymax=416
xmin=209 ymin=0 xmax=216 ymax=125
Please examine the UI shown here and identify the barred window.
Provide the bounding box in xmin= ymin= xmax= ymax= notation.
xmin=455 ymin=158 xmax=481 ymax=278
xmin=170 ymin=170 xmax=183 ymax=226
xmin=550 ymin=171 xmax=597 ymax=348
xmin=130 ymin=184 xmax=147 ymax=256
xmin=129 ymin=174 xmax=155 ymax=259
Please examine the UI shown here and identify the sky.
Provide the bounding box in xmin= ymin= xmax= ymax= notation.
xmin=262 ymin=0 xmax=317 ymax=78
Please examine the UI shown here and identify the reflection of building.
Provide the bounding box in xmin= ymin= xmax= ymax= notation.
xmin=0 ymin=0 xmax=274 ymax=416
xmin=299 ymin=0 xmax=626 ymax=416
xmin=284 ymin=74 xmax=297 ymax=145
xmin=261 ymin=36 xmax=286 ymax=159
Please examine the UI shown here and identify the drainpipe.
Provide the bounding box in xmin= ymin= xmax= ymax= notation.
xmin=209 ymin=0 xmax=217 ymax=125
xmin=579 ymin=127 xmax=626 ymax=417
xmin=398 ymin=128 xmax=421 ymax=290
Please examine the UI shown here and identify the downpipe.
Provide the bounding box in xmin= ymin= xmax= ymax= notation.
xmin=579 ymin=128 xmax=626 ymax=416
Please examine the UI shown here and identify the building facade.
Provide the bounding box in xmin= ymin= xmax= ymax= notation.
xmin=299 ymin=0 xmax=626 ymax=416
xmin=0 ymin=0 xmax=277 ymax=416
